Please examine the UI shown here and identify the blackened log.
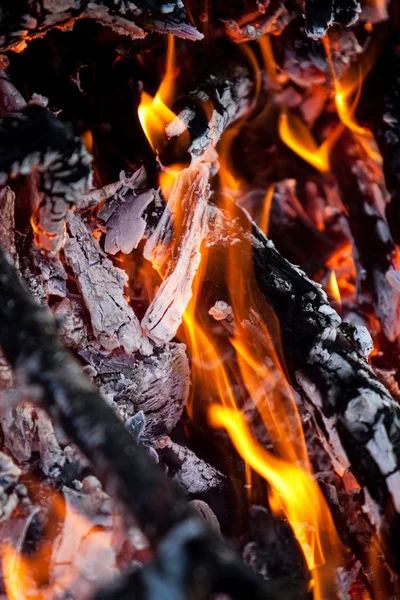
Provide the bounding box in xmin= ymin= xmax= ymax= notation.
xmin=0 ymin=243 xmax=276 ymax=600
xmin=0 ymin=104 xmax=92 ymax=253
xmin=0 ymin=0 xmax=201 ymax=53
xmin=332 ymin=132 xmax=400 ymax=341
xmin=207 ymin=200 xmax=400 ymax=569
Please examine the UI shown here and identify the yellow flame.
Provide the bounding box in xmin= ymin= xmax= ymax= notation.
xmin=326 ymin=270 xmax=341 ymax=306
xmin=209 ymin=405 xmax=341 ymax=582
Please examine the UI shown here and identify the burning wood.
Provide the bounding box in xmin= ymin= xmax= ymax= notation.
xmin=0 ymin=1 xmax=399 ymax=599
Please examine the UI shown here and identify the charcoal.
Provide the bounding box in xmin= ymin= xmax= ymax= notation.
xmin=304 ymin=0 xmax=361 ymax=39
xmin=0 ymin=451 xmax=21 ymax=523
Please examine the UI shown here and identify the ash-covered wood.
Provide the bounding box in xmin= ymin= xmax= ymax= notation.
xmin=207 ymin=200 xmax=400 ymax=566
xmin=0 ymin=0 xmax=202 ymax=54
xmin=0 ymin=242 xmax=275 ymax=600
xmin=0 ymin=104 xmax=92 ymax=253
xmin=64 ymin=213 xmax=151 ymax=355
xmin=80 ymin=343 xmax=190 ymax=437
xmin=0 ymin=450 xmax=21 ymax=522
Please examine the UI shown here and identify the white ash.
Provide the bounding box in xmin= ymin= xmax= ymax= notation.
xmin=351 ymin=325 xmax=374 ymax=357
xmin=80 ymin=342 xmax=190 ymax=437
xmin=142 ymin=164 xmax=210 ymax=344
xmin=155 ymin=436 xmax=225 ymax=494
xmin=209 ymin=300 xmax=233 ymax=321
xmin=64 ymin=213 xmax=151 ymax=355
xmin=0 ymin=451 xmax=21 ymax=523
xmin=0 ymin=401 xmax=37 ymax=463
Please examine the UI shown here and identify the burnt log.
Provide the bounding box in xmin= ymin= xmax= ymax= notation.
xmin=304 ymin=0 xmax=361 ymax=40
xmin=0 ymin=242 xmax=277 ymax=600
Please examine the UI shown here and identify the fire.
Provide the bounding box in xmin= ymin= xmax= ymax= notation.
xmin=209 ymin=405 xmax=341 ymax=581
xmin=138 ymin=35 xmax=180 ymax=153
xmin=326 ymin=270 xmax=341 ymax=307
xmin=259 ymin=184 xmax=274 ymax=236
xmin=2 ymin=489 xmax=114 ymax=600
xmin=278 ymin=110 xmax=332 ymax=173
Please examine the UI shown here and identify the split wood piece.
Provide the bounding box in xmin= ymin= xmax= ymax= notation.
xmin=207 ymin=202 xmax=400 ymax=568
xmin=0 ymin=186 xmax=17 ymax=265
xmin=142 ymin=163 xmax=210 ymax=344
xmin=221 ymin=1 xmax=290 ymax=43
xmin=0 ymin=104 xmax=92 ymax=254
xmin=154 ymin=435 xmax=225 ymax=494
xmin=64 ymin=213 xmax=151 ymax=355
xmin=304 ymin=0 xmax=361 ymax=40
xmin=0 ymin=243 xmax=275 ymax=600
xmin=165 ymin=65 xmax=254 ymax=166
xmin=80 ymin=343 xmax=190 ymax=437
xmin=0 ymin=0 xmax=202 ymax=54
xmin=332 ymin=132 xmax=400 ymax=341
xmin=364 ymin=29 xmax=400 ymax=245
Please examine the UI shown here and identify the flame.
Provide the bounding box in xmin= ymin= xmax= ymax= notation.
xmin=259 ymin=184 xmax=274 ymax=236
xmin=326 ymin=270 xmax=341 ymax=307
xmin=81 ymin=130 xmax=93 ymax=154
xmin=259 ymin=36 xmax=278 ymax=88
xmin=138 ymin=35 xmax=181 ymax=153
xmin=279 ymin=111 xmax=333 ymax=173
xmin=209 ymin=405 xmax=341 ymax=588
xmin=326 ymin=243 xmax=356 ymax=301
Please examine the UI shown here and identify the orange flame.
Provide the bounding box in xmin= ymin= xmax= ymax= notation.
xmin=326 ymin=270 xmax=342 ymax=307
xmin=278 ymin=110 xmax=334 ymax=173
xmin=259 ymin=184 xmax=274 ymax=236
xmin=2 ymin=490 xmax=114 ymax=600
xmin=138 ymin=35 xmax=182 ymax=153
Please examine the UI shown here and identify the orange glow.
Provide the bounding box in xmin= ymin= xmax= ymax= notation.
xmin=2 ymin=490 xmax=113 ymax=600
xmin=138 ymin=35 xmax=185 ymax=153
xmin=279 ymin=111 xmax=334 ymax=173
xmin=259 ymin=36 xmax=278 ymax=88
xmin=326 ymin=270 xmax=341 ymax=306
xmin=326 ymin=243 xmax=356 ymax=301
xmin=259 ymin=184 xmax=274 ymax=236
xmin=209 ymin=405 xmax=341 ymax=589
xmin=81 ymin=130 xmax=94 ymax=154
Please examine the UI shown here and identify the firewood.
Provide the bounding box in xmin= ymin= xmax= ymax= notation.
xmin=304 ymin=0 xmax=361 ymax=40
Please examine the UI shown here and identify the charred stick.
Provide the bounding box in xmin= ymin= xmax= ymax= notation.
xmin=208 ymin=201 xmax=400 ymax=569
xmin=332 ymin=132 xmax=400 ymax=341
xmin=163 ymin=64 xmax=254 ymax=166
xmin=0 ymin=104 xmax=92 ymax=253
xmin=0 ymin=243 xmax=276 ymax=600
